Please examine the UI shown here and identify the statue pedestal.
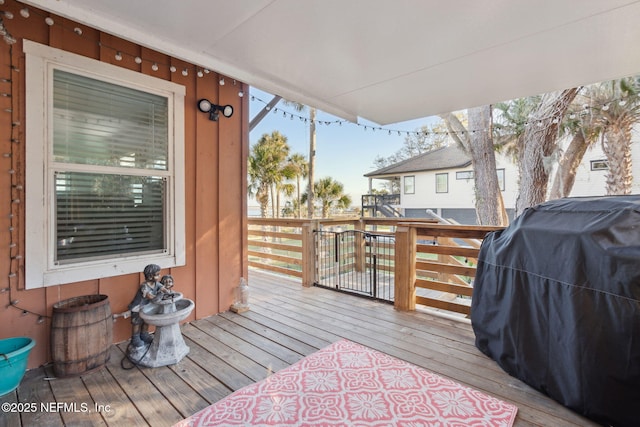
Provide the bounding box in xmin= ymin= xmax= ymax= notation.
xmin=128 ymin=294 xmax=194 ymax=368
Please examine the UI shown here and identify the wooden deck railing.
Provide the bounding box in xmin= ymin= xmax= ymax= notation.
xmin=394 ymin=223 xmax=504 ymax=315
xmin=247 ymin=217 xmax=504 ymax=316
xmin=247 ymin=218 xmax=316 ymax=283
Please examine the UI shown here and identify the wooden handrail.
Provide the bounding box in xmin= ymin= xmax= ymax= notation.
xmin=248 ymin=217 xmax=504 ymax=317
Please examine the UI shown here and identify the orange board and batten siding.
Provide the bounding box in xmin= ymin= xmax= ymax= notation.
xmin=0 ymin=0 xmax=248 ymax=368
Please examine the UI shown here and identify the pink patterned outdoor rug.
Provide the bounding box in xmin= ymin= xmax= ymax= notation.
xmin=175 ymin=339 xmax=517 ymax=426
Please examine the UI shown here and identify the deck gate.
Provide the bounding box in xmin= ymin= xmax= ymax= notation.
xmin=314 ymin=230 xmax=394 ymax=303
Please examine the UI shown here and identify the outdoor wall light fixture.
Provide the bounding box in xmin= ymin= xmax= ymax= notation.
xmin=197 ymin=98 xmax=233 ymax=121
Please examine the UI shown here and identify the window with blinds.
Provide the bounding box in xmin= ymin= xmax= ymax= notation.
xmin=24 ymin=40 xmax=185 ymax=288
xmin=52 ymin=70 xmax=169 ymax=263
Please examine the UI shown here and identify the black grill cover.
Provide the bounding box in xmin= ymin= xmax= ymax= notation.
xmin=471 ymin=195 xmax=640 ymax=427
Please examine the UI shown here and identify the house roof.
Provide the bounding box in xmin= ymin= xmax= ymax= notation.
xmin=364 ymin=145 xmax=471 ymax=178
xmin=23 ymin=0 xmax=640 ymax=125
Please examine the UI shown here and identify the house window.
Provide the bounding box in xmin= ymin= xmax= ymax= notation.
xmin=24 ymin=41 xmax=186 ymax=288
xmin=591 ymin=160 xmax=609 ymax=170
xmin=497 ymin=168 xmax=505 ymax=191
xmin=456 ymin=171 xmax=474 ymax=180
xmin=456 ymin=169 xmax=505 ymax=190
xmin=404 ymin=176 xmax=415 ymax=194
xmin=436 ymin=173 xmax=448 ymax=193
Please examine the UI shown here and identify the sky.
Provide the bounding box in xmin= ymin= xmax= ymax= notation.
xmin=248 ymin=87 xmax=438 ymax=204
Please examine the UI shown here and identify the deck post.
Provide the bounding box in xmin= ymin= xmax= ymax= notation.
xmin=301 ymin=221 xmax=316 ymax=287
xmin=394 ymin=225 xmax=416 ymax=311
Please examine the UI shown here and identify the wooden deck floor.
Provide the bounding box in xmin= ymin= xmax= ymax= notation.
xmin=2 ymin=269 xmax=598 ymax=427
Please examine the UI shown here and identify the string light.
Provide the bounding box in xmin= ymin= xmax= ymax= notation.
xmin=249 ymin=91 xmax=633 ymax=138
xmin=0 ymin=1 xmax=244 ymax=95
xmin=1 ymin=33 xmax=49 ymax=325
xmin=0 ymin=2 xmax=636 ymax=152
xmin=0 ymin=0 xmax=249 ymax=326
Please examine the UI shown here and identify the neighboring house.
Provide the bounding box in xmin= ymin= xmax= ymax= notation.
xmin=0 ymin=2 xmax=247 ymax=367
xmin=364 ymin=141 xmax=640 ymax=224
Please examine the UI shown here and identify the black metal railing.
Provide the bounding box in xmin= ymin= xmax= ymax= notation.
xmin=314 ymin=229 xmax=394 ymax=303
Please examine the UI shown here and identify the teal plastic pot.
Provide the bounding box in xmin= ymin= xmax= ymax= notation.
xmin=0 ymin=337 xmax=36 ymax=396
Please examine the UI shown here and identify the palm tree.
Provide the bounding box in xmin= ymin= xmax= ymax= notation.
xmin=587 ymin=78 xmax=639 ymax=195
xmin=248 ymin=147 xmax=271 ymax=218
xmin=307 ymin=177 xmax=352 ymax=218
xmin=248 ymin=131 xmax=290 ymax=217
xmin=272 ymin=155 xmax=300 ymax=218
xmin=285 ymin=153 xmax=308 ymax=218
xmin=279 ymin=182 xmax=296 ymax=217
xmin=284 ymin=100 xmax=317 ymax=218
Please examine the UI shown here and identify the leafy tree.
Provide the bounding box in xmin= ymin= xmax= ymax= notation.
xmin=549 ymin=94 xmax=602 ymax=199
xmin=371 ymin=123 xmax=449 ymax=193
xmin=493 ymin=96 xmax=540 ymax=164
xmin=514 ymin=88 xmax=580 ymax=216
xmin=441 ymin=107 xmax=509 ymax=226
xmin=373 ymin=123 xmax=449 ymax=168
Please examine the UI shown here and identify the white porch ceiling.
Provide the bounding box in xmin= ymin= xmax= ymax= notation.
xmin=23 ymin=0 xmax=640 ymax=124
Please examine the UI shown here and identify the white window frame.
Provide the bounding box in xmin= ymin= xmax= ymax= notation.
xmin=435 ymin=173 xmax=449 ymax=193
xmin=24 ymin=40 xmax=186 ymax=289
xmin=403 ymin=175 xmax=415 ymax=194
xmin=456 ymin=170 xmax=474 ymax=180
xmin=590 ymin=159 xmax=609 ymax=171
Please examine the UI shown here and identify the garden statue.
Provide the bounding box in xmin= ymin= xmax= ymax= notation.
xmin=124 ymin=265 xmax=195 ymax=368
xmin=128 ymin=264 xmax=168 ymax=347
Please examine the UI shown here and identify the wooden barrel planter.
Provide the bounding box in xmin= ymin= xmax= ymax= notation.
xmin=51 ymin=294 xmax=113 ymax=377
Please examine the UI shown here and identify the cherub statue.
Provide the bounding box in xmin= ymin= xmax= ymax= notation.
xmin=128 ymin=264 xmax=168 ymax=347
